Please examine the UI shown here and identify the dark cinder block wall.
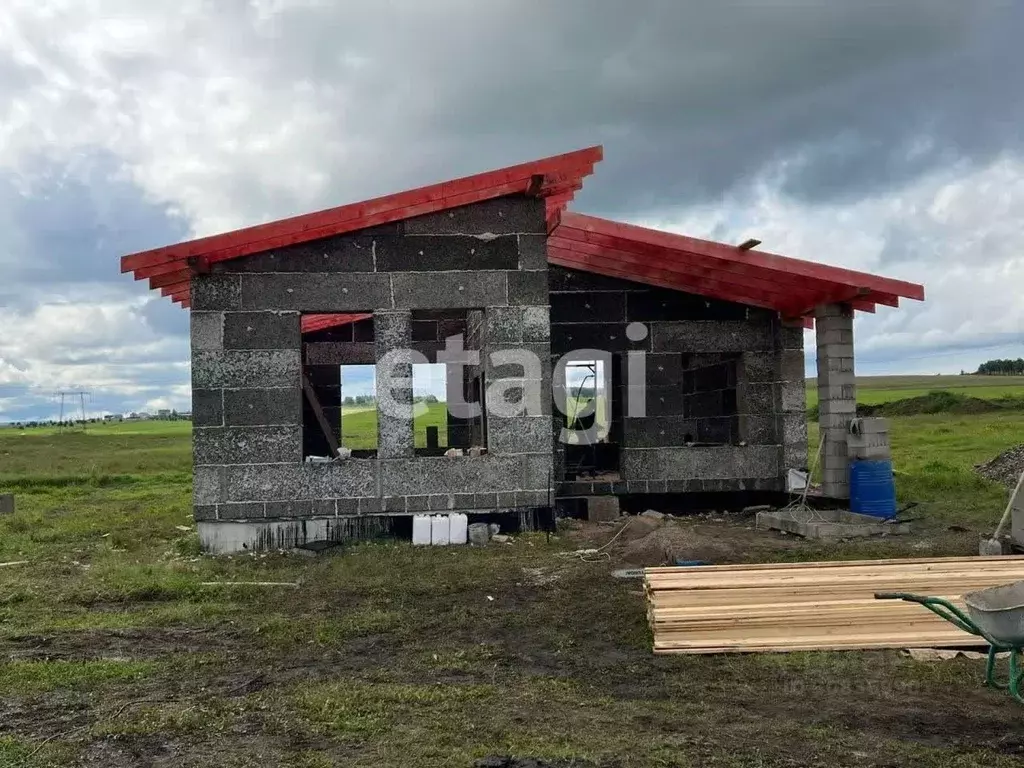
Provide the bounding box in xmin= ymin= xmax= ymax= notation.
xmin=190 ymin=196 xmax=554 ymax=525
xmin=549 ymin=267 xmax=806 ymax=495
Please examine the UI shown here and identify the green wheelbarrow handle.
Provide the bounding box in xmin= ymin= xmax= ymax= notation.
xmin=873 ymin=592 xmax=982 ymax=637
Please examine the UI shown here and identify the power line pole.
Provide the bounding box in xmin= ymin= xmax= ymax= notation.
xmin=54 ymin=391 xmax=90 ymax=433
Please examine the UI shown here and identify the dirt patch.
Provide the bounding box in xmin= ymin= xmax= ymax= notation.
xmin=565 ymin=514 xmax=806 ymax=568
xmin=619 ymin=524 xmax=744 ymax=566
xmin=1 ymin=626 xmax=245 ymax=662
xmin=976 ymin=443 xmax=1024 ymax=488
xmin=476 ymin=758 xmax=597 ymax=768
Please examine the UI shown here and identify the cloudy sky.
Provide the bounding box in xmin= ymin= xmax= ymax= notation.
xmin=0 ymin=1 xmax=1021 ymax=420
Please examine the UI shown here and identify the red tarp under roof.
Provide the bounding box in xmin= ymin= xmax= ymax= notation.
xmin=120 ymin=145 xmax=923 ymax=333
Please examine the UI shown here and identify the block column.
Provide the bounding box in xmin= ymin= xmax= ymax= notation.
xmin=375 ymin=310 xmax=414 ymax=458
xmin=815 ymin=303 xmax=855 ymax=498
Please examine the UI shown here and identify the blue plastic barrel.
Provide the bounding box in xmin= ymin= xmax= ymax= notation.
xmin=849 ymin=459 xmax=897 ymax=518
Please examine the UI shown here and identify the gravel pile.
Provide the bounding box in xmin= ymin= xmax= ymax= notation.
xmin=976 ymin=444 xmax=1024 ymax=488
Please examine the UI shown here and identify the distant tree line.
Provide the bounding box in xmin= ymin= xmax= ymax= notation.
xmin=972 ymin=359 xmax=1024 ymax=375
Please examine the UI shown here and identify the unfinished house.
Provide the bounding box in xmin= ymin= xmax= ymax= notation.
xmin=120 ymin=146 xmax=924 ymax=553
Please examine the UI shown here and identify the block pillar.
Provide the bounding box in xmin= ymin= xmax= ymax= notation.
xmin=375 ymin=310 xmax=414 ymax=458
xmin=302 ymin=365 xmax=341 ymax=457
xmin=815 ymin=303 xmax=856 ymax=498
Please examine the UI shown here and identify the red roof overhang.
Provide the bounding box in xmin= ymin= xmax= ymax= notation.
xmin=548 ymin=212 xmax=924 ymax=324
xmin=121 ymin=145 xmax=603 ymax=309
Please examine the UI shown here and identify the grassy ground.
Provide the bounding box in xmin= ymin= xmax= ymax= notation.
xmin=341 ymin=402 xmax=449 ymax=450
xmin=2 ymin=407 xmax=1024 ymax=765
xmin=805 ymin=374 xmax=1024 ymax=409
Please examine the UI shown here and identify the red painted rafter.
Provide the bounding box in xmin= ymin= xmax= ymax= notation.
xmin=561 ymin=212 xmax=923 ymax=302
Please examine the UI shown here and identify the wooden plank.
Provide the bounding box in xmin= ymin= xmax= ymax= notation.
xmin=643 ymin=556 xmax=1024 ymax=655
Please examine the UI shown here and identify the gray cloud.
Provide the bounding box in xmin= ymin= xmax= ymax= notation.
xmin=0 ymin=1 xmax=1021 ymax=418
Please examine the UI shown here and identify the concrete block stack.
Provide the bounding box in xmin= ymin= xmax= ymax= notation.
xmin=847 ymin=417 xmax=891 ymax=461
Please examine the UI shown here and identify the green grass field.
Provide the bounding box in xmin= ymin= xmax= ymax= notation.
xmin=805 ymin=374 xmax=1024 ymax=408
xmin=2 ymin=386 xmax=1024 ymax=765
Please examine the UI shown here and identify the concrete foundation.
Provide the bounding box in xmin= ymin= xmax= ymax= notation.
xmin=756 ymin=508 xmax=910 ymax=540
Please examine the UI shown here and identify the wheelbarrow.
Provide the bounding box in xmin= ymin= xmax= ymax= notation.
xmin=876 ymin=580 xmax=1024 ymax=704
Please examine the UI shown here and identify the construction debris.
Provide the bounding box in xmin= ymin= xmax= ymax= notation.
xmin=756 ymin=508 xmax=911 ymax=540
xmin=644 ymin=556 xmax=1024 ymax=654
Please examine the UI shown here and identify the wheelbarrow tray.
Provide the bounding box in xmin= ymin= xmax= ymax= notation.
xmin=964 ymin=580 xmax=1024 ymax=647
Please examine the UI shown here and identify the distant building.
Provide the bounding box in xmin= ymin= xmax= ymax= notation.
xmin=103 ymin=414 xmax=124 ymax=422
xmin=157 ymin=409 xmax=172 ymax=419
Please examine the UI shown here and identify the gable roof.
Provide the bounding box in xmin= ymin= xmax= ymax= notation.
xmin=120 ymin=144 xmax=923 ymax=331
xmin=121 ymin=145 xmax=603 ymax=307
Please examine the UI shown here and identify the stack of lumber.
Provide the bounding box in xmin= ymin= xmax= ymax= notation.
xmin=645 ymin=556 xmax=1024 ymax=654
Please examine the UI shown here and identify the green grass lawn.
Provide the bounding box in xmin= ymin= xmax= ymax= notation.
xmin=1 ymin=408 xmax=1024 ymax=766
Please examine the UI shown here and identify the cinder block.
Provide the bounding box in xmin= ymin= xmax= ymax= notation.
xmin=779 ymin=323 xmax=806 ymax=350
xmin=508 ymin=271 xmax=549 ymax=306
xmin=304 ymin=342 xmax=376 ymax=366
xmin=218 ymin=502 xmax=267 ymax=520
xmin=378 ymin=235 xmax=519 ymax=272
xmin=223 ymin=462 xmax=378 ymax=502
xmin=518 ymin=234 xmax=548 ymax=270
xmin=485 ymin=306 xmax=525 ymax=343
xmin=740 ymin=352 xmax=777 ymax=383
xmin=522 ymin=306 xmax=550 ymax=342
xmin=819 ymin=398 xmax=856 ymax=415
xmin=192 ymin=389 xmax=224 ymax=427
xmin=392 ymin=271 xmax=507 ymax=309
xmin=487 ymin=416 xmax=552 ymax=454
xmin=193 ymin=426 xmax=301 ymax=466
xmin=266 ymin=500 xmax=313 ymax=518
xmin=621 ymin=445 xmax=780 ymax=480
xmin=191 ymin=275 xmax=241 ymax=311
xmin=379 ymin=454 xmax=529 ymax=496
xmin=191 ymin=312 xmax=224 ymax=351
xmin=780 ymin=381 xmax=806 ymax=413
xmin=586 ymin=496 xmax=621 ymax=522
xmin=474 ymin=492 xmax=498 ymax=509
xmin=814 ymin=303 xmax=854 ymax=320
xmin=738 ymin=414 xmax=779 ymax=445
xmin=403 ymin=197 xmax=546 ymax=235
xmin=193 ymin=505 xmax=216 ymax=522
xmin=240 ymin=272 xmax=392 ymax=311
xmin=740 ymin=382 xmax=778 ymax=415
xmin=223 ymin=388 xmax=301 ymax=427
xmin=193 ymin=466 xmax=224 ymax=506
xmin=213 ymin=233 xmax=378 ymax=273
xmin=223 ymin=311 xmax=300 ymax=350
xmin=779 ymin=348 xmax=805 ymax=383
xmin=651 ymin=320 xmax=773 ymax=353
xmin=192 ymin=350 xmax=301 ymax=389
